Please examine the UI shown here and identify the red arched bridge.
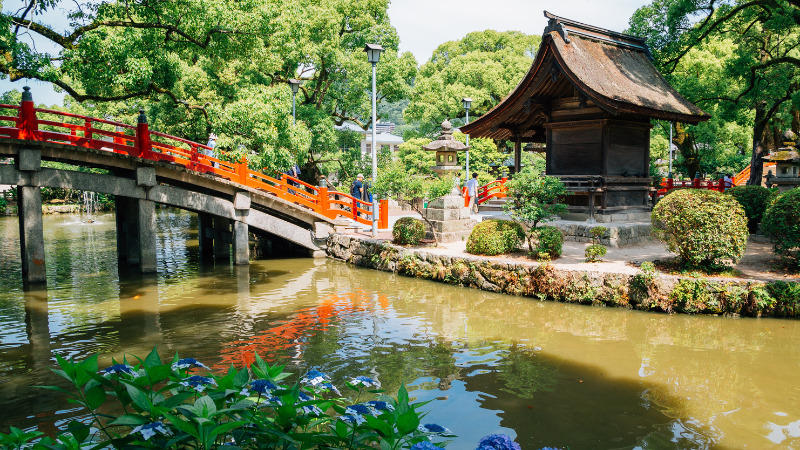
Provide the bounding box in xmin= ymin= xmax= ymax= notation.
xmin=0 ymin=88 xmax=387 ymax=283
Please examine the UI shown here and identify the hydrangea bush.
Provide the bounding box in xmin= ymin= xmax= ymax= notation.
xmin=651 ymin=189 xmax=748 ymax=268
xmin=393 ymin=217 xmax=426 ymax=245
xmin=466 ymin=219 xmax=525 ymax=256
xmin=725 ymin=185 xmax=771 ymax=232
xmin=761 ymin=188 xmax=800 ymax=268
xmin=0 ymin=348 xmax=559 ymax=449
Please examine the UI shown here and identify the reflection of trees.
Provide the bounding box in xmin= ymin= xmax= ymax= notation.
xmin=497 ymin=344 xmax=558 ymax=399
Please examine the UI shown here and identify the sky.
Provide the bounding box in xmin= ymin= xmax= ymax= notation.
xmin=0 ymin=0 xmax=650 ymax=106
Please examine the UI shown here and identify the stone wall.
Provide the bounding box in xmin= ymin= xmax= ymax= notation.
xmin=326 ymin=234 xmax=800 ymax=318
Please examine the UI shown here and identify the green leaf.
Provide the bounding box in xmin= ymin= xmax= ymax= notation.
xmin=396 ymin=410 xmax=420 ymax=436
xmin=335 ymin=419 xmax=350 ymax=438
xmin=365 ymin=415 xmax=393 ymax=437
xmin=210 ymin=421 xmax=246 ymax=439
xmin=35 ymin=385 xmax=75 ymax=396
xmin=233 ymin=368 xmax=249 ymax=387
xmin=84 ymin=385 xmax=107 ymax=410
xmin=144 ymin=347 xmax=162 ymax=368
xmin=163 ymin=413 xmax=200 ymax=439
xmin=145 ymin=364 xmax=172 ymax=386
xmin=194 ymin=395 xmax=217 ymax=417
xmin=108 ymin=414 xmax=149 ymax=426
xmin=124 ymin=382 xmax=152 ymax=412
xmin=67 ymin=420 xmax=90 ymax=443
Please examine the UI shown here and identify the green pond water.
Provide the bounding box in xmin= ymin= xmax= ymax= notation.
xmin=1 ymin=210 xmax=799 ymax=449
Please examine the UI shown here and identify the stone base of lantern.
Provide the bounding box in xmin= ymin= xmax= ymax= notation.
xmin=423 ymin=193 xmax=477 ymax=243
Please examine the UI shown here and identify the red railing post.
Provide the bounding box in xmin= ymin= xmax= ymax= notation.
xmin=667 ymin=177 xmax=674 ymax=191
xmin=500 ymin=177 xmax=508 ymax=198
xmin=317 ymin=186 xmax=329 ymax=216
xmin=134 ymin=109 xmax=149 ymax=158
xmin=463 ymin=186 xmax=469 ymax=207
xmin=717 ymin=178 xmax=725 ymax=192
xmin=352 ymin=198 xmax=358 ymax=220
xmin=692 ymin=172 xmax=701 ymax=189
xmin=379 ymin=199 xmax=389 ymax=229
xmin=16 ymin=86 xmax=40 ymax=141
xmin=84 ymin=118 xmax=92 ymax=144
xmin=238 ymin=156 xmax=248 ymax=185
xmin=189 ymin=144 xmax=199 ymax=171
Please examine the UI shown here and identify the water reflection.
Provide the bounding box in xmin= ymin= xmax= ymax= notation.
xmin=1 ymin=211 xmax=800 ymax=448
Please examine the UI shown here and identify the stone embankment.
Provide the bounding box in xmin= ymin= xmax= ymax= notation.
xmin=327 ymin=234 xmax=800 ymax=318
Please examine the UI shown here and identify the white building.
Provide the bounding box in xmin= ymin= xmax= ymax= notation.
xmin=335 ymin=122 xmax=404 ymax=156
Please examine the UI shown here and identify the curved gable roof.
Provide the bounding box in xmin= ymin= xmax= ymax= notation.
xmin=462 ymin=12 xmax=709 ymax=141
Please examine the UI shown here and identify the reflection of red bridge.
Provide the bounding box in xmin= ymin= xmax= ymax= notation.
xmin=0 ymin=90 xmax=387 ymax=229
xmin=214 ymin=290 xmax=390 ymax=371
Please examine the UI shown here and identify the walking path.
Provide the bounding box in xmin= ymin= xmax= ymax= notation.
xmin=342 ymin=212 xmax=798 ymax=283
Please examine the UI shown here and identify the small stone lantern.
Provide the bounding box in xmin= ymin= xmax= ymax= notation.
xmin=423 ymin=119 xmax=468 ymax=178
xmin=763 ymin=130 xmax=800 ymax=193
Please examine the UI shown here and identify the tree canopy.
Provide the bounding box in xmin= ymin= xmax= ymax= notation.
xmin=404 ymin=29 xmax=540 ymax=136
xmin=628 ymin=0 xmax=800 ymax=183
xmin=1 ymin=0 xmax=417 ymax=175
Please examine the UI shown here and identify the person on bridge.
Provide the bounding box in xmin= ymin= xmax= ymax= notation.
xmin=351 ymin=174 xmax=365 ymax=217
xmin=465 ymin=172 xmax=479 ymax=214
xmin=204 ymin=134 xmax=219 ymax=169
xmin=724 ymin=173 xmax=733 ymax=190
xmin=284 ymin=164 xmax=301 ymax=195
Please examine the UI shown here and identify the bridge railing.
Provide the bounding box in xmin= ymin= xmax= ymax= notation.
xmin=656 ymin=176 xmax=726 ymax=199
xmin=462 ymin=177 xmax=508 ymax=207
xmin=0 ymin=89 xmax=388 ymax=229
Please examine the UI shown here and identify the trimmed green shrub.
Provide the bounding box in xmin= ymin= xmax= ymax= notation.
xmin=726 ymin=185 xmax=771 ymax=232
xmin=651 ymin=189 xmax=748 ymax=267
xmin=585 ymin=244 xmax=607 ymax=262
xmin=585 ymin=226 xmax=608 ymax=262
xmin=532 ymin=226 xmax=563 ymax=260
xmin=466 ymin=219 xmax=525 ymax=255
xmin=766 ymin=280 xmax=800 ymax=317
xmin=761 ymin=188 xmax=800 ymax=268
xmin=392 ymin=217 xmax=425 ymax=245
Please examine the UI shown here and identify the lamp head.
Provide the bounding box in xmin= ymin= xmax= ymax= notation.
xmin=462 ymin=97 xmax=472 ymax=110
xmin=288 ymin=79 xmax=301 ymax=94
xmin=364 ymin=43 xmax=384 ymax=64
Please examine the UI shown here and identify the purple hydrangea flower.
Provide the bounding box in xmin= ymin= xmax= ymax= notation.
xmin=180 ymin=375 xmax=217 ymax=392
xmin=418 ymin=423 xmax=451 ymax=435
xmin=350 ymin=376 xmax=380 ymax=388
xmin=100 ymin=364 xmax=134 ymax=377
xmin=475 ymin=434 xmax=521 ymax=450
xmin=171 ymin=358 xmax=208 ymax=371
xmin=410 ymin=442 xmax=440 ymax=450
xmin=132 ymin=421 xmax=171 ymax=440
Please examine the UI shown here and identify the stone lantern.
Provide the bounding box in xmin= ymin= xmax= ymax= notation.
xmin=763 ymin=130 xmax=800 ymax=193
xmin=424 ymin=119 xmax=468 ymax=178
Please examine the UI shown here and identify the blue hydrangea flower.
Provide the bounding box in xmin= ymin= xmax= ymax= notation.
xmin=296 ymin=393 xmax=323 ymax=416
xmin=100 ymin=364 xmax=134 ymax=377
xmin=171 ymin=358 xmax=208 ymax=371
xmin=320 ymin=382 xmax=340 ymax=395
xmin=259 ymin=396 xmax=283 ymax=407
xmin=367 ymin=400 xmax=394 ymax=412
xmin=475 ymin=434 xmax=521 ymax=450
xmin=350 ymin=376 xmax=380 ymax=388
xmin=345 ymin=404 xmax=374 ymax=416
xmin=340 ymin=414 xmax=366 ymax=425
xmin=410 ymin=442 xmax=440 ymax=450
xmin=301 ymin=370 xmax=330 ymax=387
xmin=418 ymin=423 xmax=452 ymax=435
xmin=132 ymin=421 xmax=171 ymax=440
xmin=180 ymin=375 xmax=217 ymax=392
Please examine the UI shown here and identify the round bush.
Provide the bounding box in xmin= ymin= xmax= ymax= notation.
xmin=651 ymin=189 xmax=748 ymax=267
xmin=585 ymin=244 xmax=607 ymax=262
xmin=533 ymin=226 xmax=563 ymax=259
xmin=392 ymin=217 xmax=425 ymax=245
xmin=761 ymin=188 xmax=800 ymax=267
xmin=726 ymin=185 xmax=771 ymax=231
xmin=466 ymin=219 xmax=525 ymax=255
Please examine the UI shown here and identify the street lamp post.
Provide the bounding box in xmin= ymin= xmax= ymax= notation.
xmin=289 ymin=79 xmax=301 ymax=124
xmin=364 ymin=43 xmax=383 ymax=238
xmin=462 ymin=97 xmax=472 ymax=175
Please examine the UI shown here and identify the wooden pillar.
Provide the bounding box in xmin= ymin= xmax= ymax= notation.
xmin=514 ymin=138 xmax=522 ymax=175
xmin=18 ymin=185 xmax=46 ymax=284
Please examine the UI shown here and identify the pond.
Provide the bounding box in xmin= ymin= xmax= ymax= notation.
xmin=1 ymin=210 xmax=799 ymax=449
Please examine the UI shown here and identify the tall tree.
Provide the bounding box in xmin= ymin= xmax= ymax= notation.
xmin=629 ymin=0 xmax=800 ymax=185
xmin=404 ymin=30 xmax=540 ymax=136
xmin=0 ymin=0 xmax=417 ymax=175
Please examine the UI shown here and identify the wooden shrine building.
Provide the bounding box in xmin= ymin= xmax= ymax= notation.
xmin=461 ymin=11 xmax=709 ymax=219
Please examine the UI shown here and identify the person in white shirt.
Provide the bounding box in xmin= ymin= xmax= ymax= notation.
xmin=465 ymin=172 xmax=480 ymax=214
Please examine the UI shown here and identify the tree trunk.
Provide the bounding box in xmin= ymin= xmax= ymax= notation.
xmin=747 ymin=102 xmax=768 ymax=186
xmin=672 ymin=123 xmax=701 ymax=176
